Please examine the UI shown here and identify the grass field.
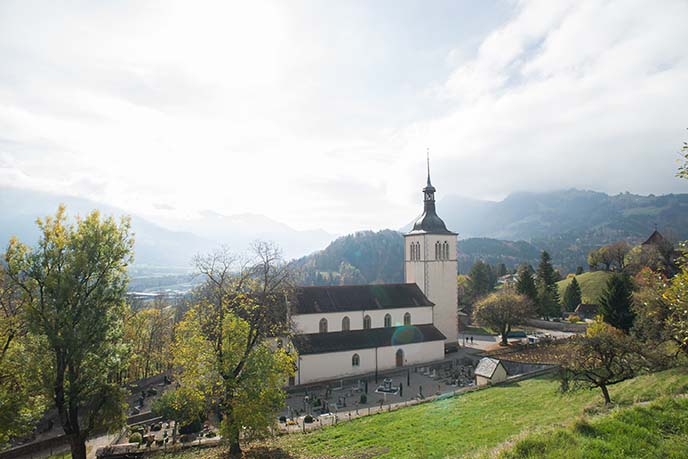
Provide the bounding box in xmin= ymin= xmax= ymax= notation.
xmin=557 ymin=271 xmax=614 ymax=305
xmin=268 ymin=368 xmax=688 ymax=458
xmin=155 ymin=368 xmax=688 ymax=459
xmin=501 ymin=397 xmax=688 ymax=458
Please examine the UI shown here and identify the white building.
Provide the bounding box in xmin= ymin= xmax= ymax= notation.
xmin=474 ymin=357 xmax=507 ymax=386
xmin=289 ymin=165 xmax=459 ymax=385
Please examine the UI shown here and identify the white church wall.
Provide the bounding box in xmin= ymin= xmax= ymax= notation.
xmin=296 ymin=348 xmax=377 ymax=385
xmin=404 ymin=234 xmax=458 ymax=344
xmin=295 ymin=340 xmax=445 ymax=385
xmin=291 ymin=306 xmax=433 ymax=334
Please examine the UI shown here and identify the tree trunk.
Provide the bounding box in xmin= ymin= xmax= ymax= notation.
xmin=228 ymin=439 xmax=242 ymax=457
xmin=68 ymin=434 xmax=87 ymax=459
xmin=600 ymin=384 xmax=611 ymax=405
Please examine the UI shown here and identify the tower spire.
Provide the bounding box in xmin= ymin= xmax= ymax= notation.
xmin=426 ymin=148 xmax=432 ymax=187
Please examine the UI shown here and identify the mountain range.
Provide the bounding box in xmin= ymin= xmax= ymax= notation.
xmin=0 ymin=187 xmax=333 ymax=271
xmin=2 ymin=187 xmax=687 ymax=285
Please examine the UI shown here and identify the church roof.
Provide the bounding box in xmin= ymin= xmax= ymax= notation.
xmin=642 ymin=230 xmax=668 ymax=246
xmin=408 ymin=209 xmax=455 ymax=235
xmin=292 ymin=284 xmax=434 ymax=314
xmin=406 ymin=157 xmax=456 ymax=235
xmin=291 ymin=324 xmax=446 ymax=355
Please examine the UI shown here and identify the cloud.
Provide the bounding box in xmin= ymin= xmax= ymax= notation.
xmin=401 ymin=0 xmax=688 ymax=202
xmin=0 ymin=0 xmax=686 ymax=234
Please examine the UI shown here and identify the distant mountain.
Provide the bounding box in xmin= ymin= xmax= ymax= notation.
xmin=0 ymin=187 xmax=215 ymax=268
xmin=293 ymin=230 xmax=542 ymax=285
xmin=0 ymin=187 xmax=334 ymax=272
xmin=168 ymin=210 xmax=333 ymax=261
xmin=411 ymin=190 xmax=688 ymax=271
xmin=298 ymin=190 xmax=688 ymax=286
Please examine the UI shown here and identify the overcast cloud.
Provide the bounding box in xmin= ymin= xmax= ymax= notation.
xmin=0 ymin=0 xmax=687 ymax=234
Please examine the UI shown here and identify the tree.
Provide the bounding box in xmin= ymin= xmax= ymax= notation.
xmin=632 ymin=268 xmax=671 ymax=343
xmin=588 ymin=247 xmax=614 ymax=271
xmin=677 ymin=134 xmax=688 ymax=180
xmin=536 ymin=251 xmax=561 ymax=319
xmin=4 ymin=207 xmax=133 ymax=459
xmin=175 ymin=243 xmax=295 ymax=456
xmin=496 ymin=263 xmax=508 ymax=277
xmin=607 ymin=241 xmax=631 ymax=271
xmin=562 ymin=321 xmax=645 ymax=404
xmin=123 ymin=298 xmax=175 ymax=381
xmin=663 ymin=254 xmax=688 ymax=355
xmin=515 ymin=265 xmax=538 ymax=304
xmin=152 ymin=387 xmax=204 ymax=444
xmin=598 ymin=274 xmax=635 ymax=332
xmin=472 ymin=291 xmax=534 ymax=346
xmin=563 ymin=277 xmax=582 ymax=311
xmin=575 ymin=266 xmax=584 ymax=275
xmin=0 ymin=267 xmax=48 ymax=445
xmin=469 ymin=260 xmax=495 ymax=297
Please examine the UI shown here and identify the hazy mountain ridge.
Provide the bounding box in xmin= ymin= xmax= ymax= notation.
xmin=298 ymin=190 xmax=688 ymax=285
xmin=0 ymin=187 xmax=333 ymax=271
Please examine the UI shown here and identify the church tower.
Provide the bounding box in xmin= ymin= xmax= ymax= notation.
xmin=404 ymin=158 xmax=458 ymax=347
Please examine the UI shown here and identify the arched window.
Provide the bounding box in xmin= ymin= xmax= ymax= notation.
xmin=352 ymin=353 xmax=360 ymax=367
xmin=435 ymin=241 xmax=440 ymax=259
xmin=342 ymin=316 xmax=350 ymax=331
xmin=404 ymin=312 xmax=411 ymax=325
xmin=444 ymin=241 xmax=450 ymax=260
xmin=363 ymin=315 xmax=371 ymax=329
xmin=384 ymin=313 xmax=392 ymax=328
xmin=410 ymin=243 xmax=415 ymax=261
xmin=319 ymin=318 xmax=328 ymax=333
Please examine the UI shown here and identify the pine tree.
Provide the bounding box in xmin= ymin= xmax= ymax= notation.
xmin=515 ymin=265 xmax=538 ymax=303
xmin=563 ymin=277 xmax=583 ymax=310
xmin=598 ymin=274 xmax=635 ymax=332
xmin=469 ymin=260 xmax=494 ymax=296
xmin=536 ymin=251 xmax=561 ymax=318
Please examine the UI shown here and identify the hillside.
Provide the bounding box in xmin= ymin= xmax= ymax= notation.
xmin=294 ymin=231 xmax=542 ymax=285
xmin=163 ymin=368 xmax=688 ymax=459
xmin=428 ymin=190 xmax=688 ymax=272
xmin=272 ymin=369 xmax=688 ymax=459
xmin=557 ymin=271 xmax=615 ymax=305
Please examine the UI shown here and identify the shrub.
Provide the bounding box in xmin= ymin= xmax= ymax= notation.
xmin=128 ymin=433 xmax=142 ymax=445
xmin=304 ymin=415 xmax=314 ymax=424
xmin=179 ymin=415 xmax=203 ymax=434
xmin=360 ymin=394 xmax=367 ymax=404
xmin=567 ymin=314 xmax=582 ymax=323
xmin=179 ymin=434 xmax=194 ymax=443
xmin=205 ymin=431 xmax=216 ymax=438
xmin=278 ymin=416 xmax=287 ymax=423
xmin=150 ymin=423 xmax=162 ymax=432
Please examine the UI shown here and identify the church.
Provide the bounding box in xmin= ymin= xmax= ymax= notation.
xmin=288 ymin=166 xmax=459 ymax=385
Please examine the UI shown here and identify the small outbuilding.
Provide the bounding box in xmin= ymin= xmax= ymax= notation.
xmin=474 ymin=357 xmax=507 ymax=386
xmin=574 ymin=303 xmax=599 ymax=321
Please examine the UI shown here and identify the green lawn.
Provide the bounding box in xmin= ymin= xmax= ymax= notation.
xmin=460 ymin=326 xmax=495 ymax=336
xmin=557 ymin=271 xmax=614 ymax=305
xmin=500 ymin=397 xmax=688 ymax=459
xmin=271 ymin=368 xmax=688 ymax=459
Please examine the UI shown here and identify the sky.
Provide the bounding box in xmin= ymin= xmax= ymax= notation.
xmin=1 ymin=0 xmax=687 ymax=234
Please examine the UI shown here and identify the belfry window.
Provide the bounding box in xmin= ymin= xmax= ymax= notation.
xmin=319 ymin=318 xmax=328 ymax=333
